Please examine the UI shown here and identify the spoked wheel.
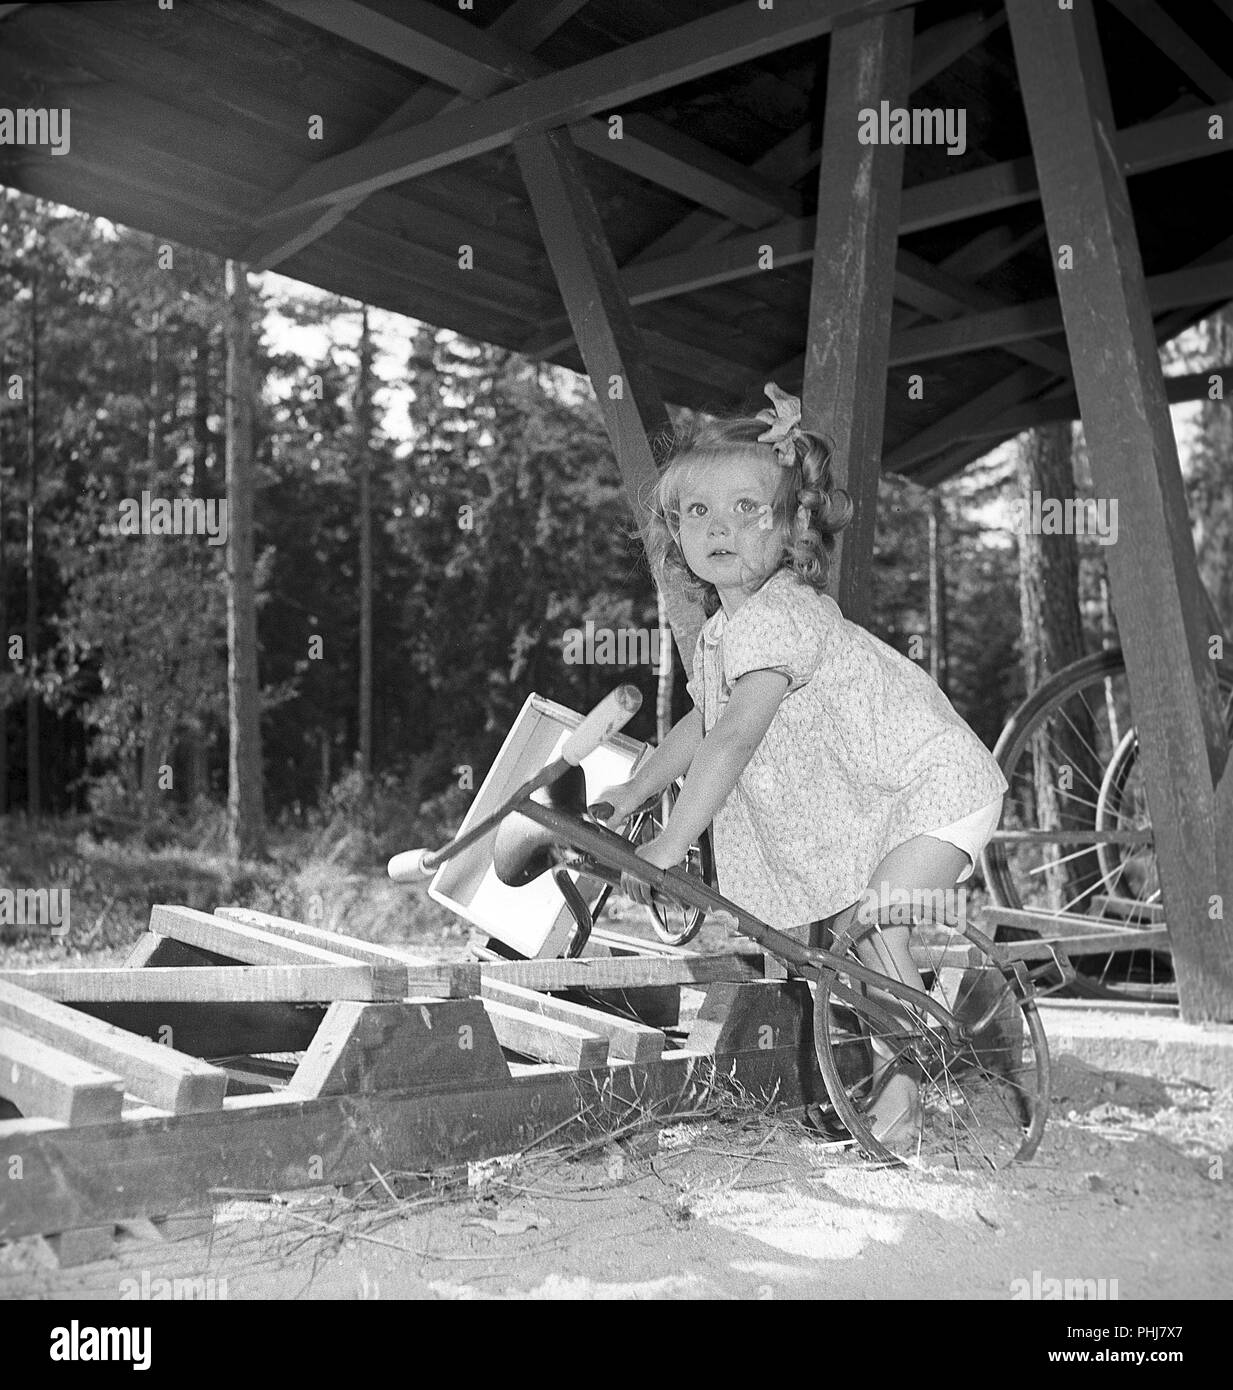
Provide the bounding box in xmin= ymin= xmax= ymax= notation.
xmin=813 ymin=918 xmax=1050 ymax=1170
xmin=631 ymin=782 xmax=714 ymax=946
xmin=981 ymin=649 xmax=1233 ymax=1002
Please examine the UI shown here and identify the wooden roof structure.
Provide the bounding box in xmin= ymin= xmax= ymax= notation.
xmin=0 ymin=0 xmax=1229 ymax=488
xmin=2 ymin=0 xmax=1232 ymax=1020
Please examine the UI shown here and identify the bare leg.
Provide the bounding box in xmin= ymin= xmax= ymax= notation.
xmin=854 ymin=835 xmax=969 ymax=1141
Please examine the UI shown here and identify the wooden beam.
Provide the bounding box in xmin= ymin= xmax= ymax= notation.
xmin=1107 ymin=0 xmax=1233 ymax=101
xmin=888 ymin=233 xmax=1233 ymax=474
xmin=805 ymin=9 xmax=914 ymax=627
xmin=70 ymin=1003 xmax=325 ymax=1059
xmin=483 ymin=998 xmax=609 ymax=1068
xmin=247 ymin=0 xmax=793 ymax=267
xmin=290 ymin=999 xmax=510 ymax=1097
xmin=0 ymin=965 xmax=386 ymax=1005
xmin=0 ymin=1043 xmax=810 ymax=1243
xmin=565 ymin=101 xmax=1233 ymax=320
xmin=951 ymin=367 xmax=1233 ymax=444
xmin=147 ymin=905 xmax=404 ymax=998
xmin=894 ymin=248 xmax=1071 ymax=377
xmin=480 ymin=950 xmax=763 ymax=991
xmin=0 ymin=1027 xmax=125 ymax=1126
xmin=890 ymin=260 xmax=1233 ymax=367
xmin=214 ymin=905 xmax=480 ymax=995
xmin=514 ymin=125 xmax=703 ymax=668
xmin=481 ymin=978 xmax=666 ymax=1063
xmin=0 ymin=980 xmax=227 ymax=1113
xmin=255 ymin=0 xmax=895 ymax=220
xmin=623 ymin=5 xmax=1007 ymax=271
xmin=1008 ymin=0 xmax=1233 ymax=1022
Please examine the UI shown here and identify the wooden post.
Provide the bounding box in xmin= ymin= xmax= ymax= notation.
xmin=224 ymin=260 xmax=265 ymax=860
xmin=513 ymin=127 xmax=703 ymax=671
xmin=1007 ymin=0 xmax=1233 ymax=1020
xmin=802 ymin=10 xmax=914 ymax=627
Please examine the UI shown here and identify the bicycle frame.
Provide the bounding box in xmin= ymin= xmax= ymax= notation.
xmin=426 ymin=783 xmax=965 ymax=1037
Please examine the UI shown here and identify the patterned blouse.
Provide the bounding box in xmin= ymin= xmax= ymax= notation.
xmin=686 ymin=568 xmax=1008 ymax=928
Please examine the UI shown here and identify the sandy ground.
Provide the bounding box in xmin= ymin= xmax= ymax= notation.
xmin=3 ymin=1052 xmax=1230 ymax=1302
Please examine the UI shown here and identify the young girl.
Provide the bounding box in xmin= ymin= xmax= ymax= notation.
xmin=595 ymin=383 xmax=1007 ymax=1144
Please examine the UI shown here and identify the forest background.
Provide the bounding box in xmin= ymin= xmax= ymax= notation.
xmin=1 ymin=190 xmax=1228 ymax=962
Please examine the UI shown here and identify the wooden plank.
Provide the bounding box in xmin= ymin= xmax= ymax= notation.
xmin=0 ymin=1027 xmax=125 ymax=1126
xmin=513 ymin=125 xmax=700 ymax=670
xmin=1107 ymin=0 xmax=1233 ymax=101
xmin=1092 ymin=896 xmax=1166 ymax=924
xmin=0 ymin=980 xmax=227 ymax=1114
xmin=1008 ymin=0 xmax=1233 ymax=1021
xmin=482 ymin=978 xmax=665 ymax=1063
xmin=483 ymin=998 xmax=609 ymax=1070
xmin=481 ymin=950 xmax=763 ymax=991
xmin=1002 ymin=930 xmax=1171 ymax=961
xmin=256 ymin=0 xmax=893 ymax=219
xmin=960 ymin=367 xmax=1233 ymax=444
xmin=213 ymin=906 xmax=480 ymax=996
xmin=289 ymin=999 xmax=510 ymax=1097
xmin=983 ymin=906 xmax=1162 ymax=939
xmin=599 ymin=100 xmax=1233 ymax=314
xmin=251 ymin=0 xmax=796 ymax=269
xmin=891 ymin=260 xmax=1233 ymax=367
xmin=71 ymin=1003 xmax=325 ymax=1058
xmin=148 ymin=905 xmax=403 ymax=998
xmin=0 ymin=965 xmax=380 ymax=1004
xmin=0 ymin=1046 xmax=812 ymax=1243
xmin=806 ymin=8 xmax=913 ymax=628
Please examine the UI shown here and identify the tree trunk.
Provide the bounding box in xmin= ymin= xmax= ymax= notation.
xmin=356 ymin=305 xmax=374 ymax=784
xmin=224 ymin=260 xmax=264 ymax=860
xmin=1016 ymin=423 xmax=1101 ymax=911
xmin=928 ymin=491 xmax=949 ymax=695
xmin=186 ymin=331 xmax=213 ymax=803
xmin=25 ymin=273 xmax=39 ymax=818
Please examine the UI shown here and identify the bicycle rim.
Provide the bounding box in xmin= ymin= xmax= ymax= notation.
xmin=814 ymin=920 xmax=1050 ymax=1171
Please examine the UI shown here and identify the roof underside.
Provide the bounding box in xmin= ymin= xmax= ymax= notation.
xmin=1 ymin=0 xmax=1231 ymax=484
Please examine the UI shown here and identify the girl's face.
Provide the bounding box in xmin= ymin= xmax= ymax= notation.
xmin=675 ymin=451 xmax=785 ymax=613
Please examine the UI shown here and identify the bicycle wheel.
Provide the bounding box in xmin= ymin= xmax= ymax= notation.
xmin=981 ymin=649 xmax=1233 ymax=1002
xmin=631 ymin=782 xmax=714 ymax=946
xmin=813 ymin=916 xmax=1050 ymax=1170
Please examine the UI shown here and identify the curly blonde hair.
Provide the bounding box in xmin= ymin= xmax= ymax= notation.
xmin=641 ymin=410 xmax=854 ymax=617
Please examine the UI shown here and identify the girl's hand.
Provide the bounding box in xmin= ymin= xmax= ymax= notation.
xmin=590 ymin=783 xmax=641 ymax=829
xmin=621 ymin=836 xmax=684 ymax=907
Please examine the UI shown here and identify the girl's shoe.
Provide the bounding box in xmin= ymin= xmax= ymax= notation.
xmin=867 ymin=1064 xmax=924 ymax=1149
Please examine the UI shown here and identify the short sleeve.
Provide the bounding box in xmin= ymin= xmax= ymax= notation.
xmin=685 ymin=631 xmax=705 ymax=708
xmin=723 ymin=579 xmax=830 ymax=694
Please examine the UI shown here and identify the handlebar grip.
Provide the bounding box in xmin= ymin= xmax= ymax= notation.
xmin=561 ymin=684 xmax=642 ymax=766
xmin=387 ymin=848 xmax=437 ymax=882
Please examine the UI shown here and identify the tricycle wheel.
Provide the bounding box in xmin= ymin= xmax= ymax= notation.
xmin=812 ymin=917 xmax=1050 ymax=1170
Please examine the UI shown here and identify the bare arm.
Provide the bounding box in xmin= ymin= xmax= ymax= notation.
xmin=609 ymin=707 xmax=704 ymax=815
xmin=652 ymin=669 xmax=790 ymax=862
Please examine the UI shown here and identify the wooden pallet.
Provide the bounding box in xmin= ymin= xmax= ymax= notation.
xmin=0 ymin=904 xmax=824 ymax=1260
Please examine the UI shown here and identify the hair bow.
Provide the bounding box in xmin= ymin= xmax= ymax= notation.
xmin=755 ymin=382 xmax=803 ymax=464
